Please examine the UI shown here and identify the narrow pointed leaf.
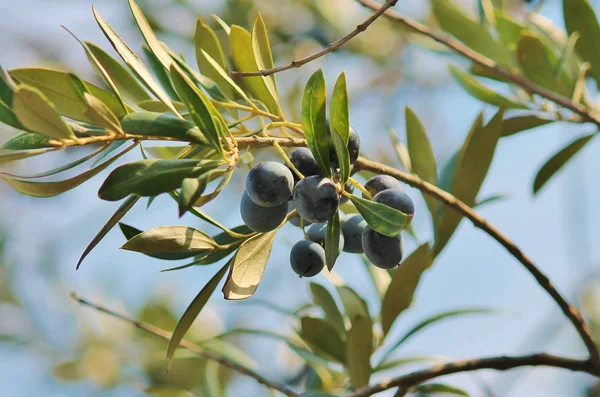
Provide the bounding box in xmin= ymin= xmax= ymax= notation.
xmin=9 ymin=68 xmax=129 ymax=121
xmin=83 ymin=93 xmax=123 ymax=134
xmin=302 ymin=69 xmax=330 ymax=177
xmin=1 ymin=132 xmax=52 ymax=150
xmin=192 ymin=167 xmax=234 ymax=207
xmin=179 ymin=177 xmax=207 ymax=217
xmin=533 ymin=133 xmax=594 ymax=194
xmin=12 ymin=86 xmax=75 ymax=139
xmin=329 ymin=72 xmax=350 ymax=182
xmin=310 ymin=283 xmax=346 ymax=335
xmin=195 ymin=19 xmax=235 ymax=99
xmin=449 ymin=65 xmax=527 ymax=109
xmin=299 ymin=317 xmax=347 ymax=363
xmin=348 ymin=195 xmax=412 ymax=237
xmin=564 ymin=0 xmax=600 ymax=86
xmin=0 ymin=100 xmax=22 ymax=130
xmin=121 ymin=226 xmax=217 ymax=256
xmin=142 ymin=46 xmax=180 ymax=101
xmin=92 ymin=6 xmax=182 ymax=117
xmin=0 ymin=148 xmax=57 ymax=164
xmin=502 ymin=115 xmax=554 ymax=137
xmin=414 ymin=383 xmax=469 ymax=396
xmin=252 ymin=14 xmax=277 ymax=90
xmin=0 ymin=66 xmax=15 ymax=105
xmin=76 ymin=195 xmax=140 ymax=269
xmin=325 ymin=211 xmax=341 ymax=271
xmin=128 ymin=0 xmax=173 ymax=69
xmin=120 ymin=111 xmax=208 ymax=144
xmin=346 ymin=315 xmax=373 ymax=388
xmin=381 ymin=244 xmax=433 ymax=336
xmin=167 ymin=260 xmax=231 ymax=370
xmin=222 ymin=231 xmax=276 ymax=300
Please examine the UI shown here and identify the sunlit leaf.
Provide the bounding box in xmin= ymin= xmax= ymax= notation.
xmin=302 ymin=69 xmax=330 ymax=177
xmin=252 ymin=13 xmax=278 ymax=90
xmin=121 ymin=225 xmax=217 ymax=258
xmin=92 ymin=6 xmax=182 ymax=117
xmin=98 ymin=159 xmax=222 ymax=201
xmin=449 ymin=65 xmax=527 ymax=109
xmin=329 ymin=72 xmax=350 ymax=182
xmin=120 ymin=111 xmax=207 ymax=144
xmin=310 ymin=282 xmax=346 ymax=335
xmin=167 ymin=260 xmax=231 ymax=370
xmin=533 ymin=133 xmax=595 ymax=194
xmin=300 ymin=316 xmax=347 ymax=363
xmin=222 ymin=231 xmax=277 ymax=300
xmin=346 ymin=315 xmax=373 ymax=388
xmin=348 ymin=195 xmax=412 ymax=237
xmin=381 ymin=244 xmax=433 ymax=336
xmin=564 ymin=0 xmax=600 ymax=86
xmin=83 ymin=93 xmax=123 ymax=134
xmin=374 ymin=356 xmax=447 ymax=372
xmin=195 ymin=19 xmax=235 ymax=100
xmin=12 ymin=86 xmax=75 ymax=140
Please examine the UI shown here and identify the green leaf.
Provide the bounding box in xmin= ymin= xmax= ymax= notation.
xmin=137 ymin=99 xmax=186 ymax=113
xmin=348 ymin=195 xmax=412 ymax=237
xmin=222 ymin=231 xmax=277 ymax=300
xmin=517 ymin=33 xmax=575 ymax=96
xmin=92 ymin=6 xmax=182 ymax=117
xmin=192 ymin=167 xmax=233 ymax=207
xmin=145 ymin=388 xmax=196 ymax=397
xmin=212 ymin=14 xmax=231 ymax=35
xmin=0 ymin=100 xmax=22 ymax=130
xmin=170 ymin=65 xmax=225 ymax=155
xmin=495 ymin=11 xmax=525 ymax=48
xmin=533 ymin=133 xmax=594 ymax=194
xmin=302 ymin=69 xmax=330 ymax=177
xmin=128 ymin=0 xmax=173 ymax=69
xmin=381 ymin=244 xmax=433 ymax=336
xmin=98 ymin=159 xmax=222 ymax=201
xmin=346 ymin=315 xmax=373 ymax=388
xmin=0 ymin=66 xmax=15 ymax=106
xmin=195 ymin=19 xmax=235 ymax=100
xmin=121 ymin=226 xmax=217 ymax=257
xmin=76 ymin=195 xmax=140 ymax=269
xmin=564 ymin=0 xmax=600 ymax=86
xmin=198 ymin=50 xmax=249 ymax=104
xmin=200 ymin=338 xmax=258 ymax=370
xmin=336 ymin=285 xmax=370 ymax=328
xmin=309 ymin=283 xmax=346 ymax=335
xmin=329 ymin=72 xmax=351 ymax=182
xmin=142 ymin=46 xmax=180 ymax=101
xmin=434 ymin=110 xmax=504 ymax=255
xmin=202 ymin=360 xmax=223 ymax=397
xmin=449 ymin=65 xmax=527 ymax=109
xmin=431 ymin=0 xmax=514 ymax=66
xmin=474 ymin=193 xmax=510 ymax=208
xmin=178 ymin=177 xmax=207 ymax=217
xmin=230 ymin=25 xmax=280 ymax=115
xmin=120 ymin=111 xmax=208 ymax=145
xmin=83 ymin=93 xmax=123 ymax=134
xmin=378 ymin=308 xmax=499 ymax=366
xmin=167 ymin=260 xmax=230 ymax=370
xmin=1 ymin=132 xmax=51 ymax=150
xmin=12 ymin=86 xmax=75 ymax=140
xmin=2 ymin=143 xmax=136 ymax=197
xmin=325 ymin=211 xmax=341 ymax=271
xmin=374 ymin=356 xmax=446 ymax=373
xmin=501 ymin=114 xmax=555 ymax=137
xmin=413 ymin=383 xmax=469 ymax=396
xmin=405 ymin=107 xmax=438 ymax=229
xmin=0 ymin=149 xmax=59 ymax=165
xmin=252 ymin=14 xmax=278 ymax=91
xmin=299 ymin=316 xmax=347 ymax=363
xmin=9 ymin=68 xmax=128 ymax=121
xmin=85 ymin=41 xmax=151 ymax=104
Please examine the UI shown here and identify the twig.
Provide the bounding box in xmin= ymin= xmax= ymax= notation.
xmin=346 ymin=353 xmax=594 ymax=397
xmin=70 ymin=293 xmax=301 ymax=397
xmin=356 ymin=0 xmax=600 ymax=126
xmin=230 ymin=0 xmax=399 ymax=77
xmin=353 ymin=157 xmax=600 ymax=370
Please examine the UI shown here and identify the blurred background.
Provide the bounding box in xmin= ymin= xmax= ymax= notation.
xmin=1 ymin=0 xmax=600 ymax=396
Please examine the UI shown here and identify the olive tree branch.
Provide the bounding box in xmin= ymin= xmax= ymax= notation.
xmin=353 ymin=157 xmax=600 ymax=369
xmin=70 ymin=293 xmax=301 ymax=397
xmin=230 ymin=0 xmax=398 ymax=77
xmin=356 ymin=0 xmax=600 ymax=126
xmin=346 ymin=353 xmax=595 ymax=397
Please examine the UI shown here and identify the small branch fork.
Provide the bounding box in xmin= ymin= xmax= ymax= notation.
xmin=230 ymin=0 xmax=399 ymax=77
xmin=70 ymin=293 xmax=301 ymax=397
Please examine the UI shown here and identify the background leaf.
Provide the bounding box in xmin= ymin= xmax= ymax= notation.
xmin=564 ymin=0 xmax=600 ymax=86
xmin=346 ymin=315 xmax=373 ymax=389
xmin=299 ymin=317 xmax=347 ymax=363
xmin=501 ymin=114 xmax=555 ymax=137
xmin=310 ymin=283 xmax=346 ymax=335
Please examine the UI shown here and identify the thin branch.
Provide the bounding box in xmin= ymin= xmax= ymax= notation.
xmin=353 ymin=157 xmax=600 ymax=369
xmin=356 ymin=0 xmax=600 ymax=127
xmin=230 ymin=0 xmax=398 ymax=77
xmin=70 ymin=293 xmax=301 ymax=397
xmin=346 ymin=353 xmax=594 ymax=397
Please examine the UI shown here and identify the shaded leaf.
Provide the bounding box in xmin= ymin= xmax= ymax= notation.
xmin=381 ymin=244 xmax=433 ymax=336
xmin=413 ymin=383 xmax=469 ymax=396
xmin=348 ymin=195 xmax=412 ymax=237
xmin=346 ymin=315 xmax=373 ymax=388
xmin=9 ymin=68 xmax=128 ymax=121
xmin=222 ymin=231 xmax=276 ymax=300
xmin=0 ymin=148 xmax=57 ymax=164
xmin=167 ymin=260 xmax=231 ymax=370
xmin=202 ymin=360 xmax=223 ymax=397
xmin=533 ymin=133 xmax=594 ymax=194
xmin=12 ymin=86 xmax=74 ymax=139
xmin=83 ymin=93 xmax=123 ymax=134
xmin=2 ymin=142 xmax=136 ymax=197
xmin=179 ymin=177 xmax=207 ymax=217
xmin=336 ymin=285 xmax=370 ymax=328
xmin=145 ymin=388 xmax=196 ymax=397
xmin=302 ymin=69 xmax=330 ymax=177
xmin=121 ymin=225 xmax=217 ymax=256
xmin=449 ymin=65 xmax=527 ymax=109
xmin=564 ymin=0 xmax=600 ymax=86
xmin=76 ymin=195 xmax=140 ymax=269
xmin=329 ymin=72 xmax=351 ymax=182
xmin=98 ymin=159 xmax=222 ymax=201
xmin=300 ymin=316 xmax=346 ymax=363
xmin=501 ymin=114 xmax=555 ymax=137
xmin=0 ymin=100 xmax=22 ymax=130
xmin=325 ymin=211 xmax=341 ymax=271
xmin=142 ymin=45 xmax=180 ymax=101
xmin=92 ymin=6 xmax=182 ymax=117
xmin=0 ymin=66 xmax=15 ymax=105
xmin=192 ymin=167 xmax=233 ymax=207
xmin=310 ymin=282 xmax=346 ymax=335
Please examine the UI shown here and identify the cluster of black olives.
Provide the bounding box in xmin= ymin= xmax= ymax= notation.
xmin=239 ymin=124 xmax=414 ymax=278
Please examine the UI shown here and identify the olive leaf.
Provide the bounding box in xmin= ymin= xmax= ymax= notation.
xmin=299 ymin=316 xmax=347 ymax=363
xmin=346 ymin=315 xmax=373 ymax=388
xmin=302 ymin=69 xmax=331 ymax=178
xmin=121 ymin=226 xmax=218 ymax=257
xmin=325 ymin=211 xmax=341 ymax=271
xmin=310 ymin=282 xmax=346 ymax=335
xmin=329 ymin=72 xmax=351 ymax=182
xmin=348 ymin=195 xmax=412 ymax=237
